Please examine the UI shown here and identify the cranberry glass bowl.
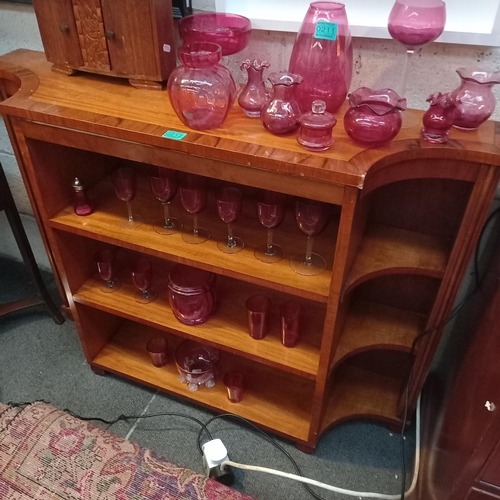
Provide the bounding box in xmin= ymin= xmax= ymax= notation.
xmin=175 ymin=340 xmax=220 ymax=391
xmin=178 ymin=13 xmax=251 ymax=56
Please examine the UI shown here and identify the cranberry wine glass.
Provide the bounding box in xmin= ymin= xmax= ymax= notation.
xmin=388 ymin=0 xmax=446 ymax=123
xmin=216 ymin=187 xmax=244 ymax=254
xmin=149 ymin=167 xmax=182 ymax=235
xmin=130 ymin=258 xmax=157 ymax=304
xmin=255 ymin=190 xmax=287 ymax=264
xmin=179 ymin=175 xmax=210 ymax=244
xmin=290 ymin=198 xmax=329 ymax=276
xmin=94 ymin=249 xmax=121 ymax=293
xmin=112 ymin=167 xmax=143 ymax=229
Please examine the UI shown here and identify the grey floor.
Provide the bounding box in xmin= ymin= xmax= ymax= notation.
xmin=0 ymin=256 xmax=415 ymax=500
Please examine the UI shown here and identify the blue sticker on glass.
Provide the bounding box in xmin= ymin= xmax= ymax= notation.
xmin=314 ymin=21 xmax=338 ymax=41
xmin=163 ymin=130 xmax=187 ymax=140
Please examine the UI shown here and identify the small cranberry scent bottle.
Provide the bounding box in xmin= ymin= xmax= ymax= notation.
xmin=297 ymin=100 xmax=337 ymax=152
xmin=72 ymin=177 xmax=93 ymax=216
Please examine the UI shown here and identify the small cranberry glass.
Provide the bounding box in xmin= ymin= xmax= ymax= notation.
xmin=112 ymin=167 xmax=143 ymax=229
xmin=344 ymin=88 xmax=406 ymax=146
xmin=94 ymin=249 xmax=121 ymax=293
xmin=238 ymin=59 xmax=270 ymax=118
xmin=280 ymin=301 xmax=305 ymax=348
xmin=290 ymin=198 xmax=329 ymax=276
xmin=146 ymin=337 xmax=169 ymax=367
xmin=72 ymin=177 xmax=93 ymax=216
xmin=179 ymin=175 xmax=210 ymax=244
xmin=255 ymin=190 xmax=287 ymax=264
xmin=130 ymin=258 xmax=157 ymax=304
xmin=216 ymin=187 xmax=244 ymax=254
xmin=421 ymin=92 xmax=460 ymax=144
xmin=246 ymin=295 xmax=271 ymax=340
xmin=149 ymin=167 xmax=182 ymax=235
xmin=223 ymin=371 xmax=245 ymax=403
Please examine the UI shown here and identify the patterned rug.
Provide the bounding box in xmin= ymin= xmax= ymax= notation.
xmin=0 ymin=402 xmax=254 ymax=500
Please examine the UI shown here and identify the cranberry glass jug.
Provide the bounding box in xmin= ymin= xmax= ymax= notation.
xmin=167 ymin=42 xmax=236 ymax=130
xmin=261 ymin=72 xmax=303 ymax=135
xmin=238 ymin=59 xmax=270 ymax=118
xmin=451 ymin=68 xmax=500 ymax=131
xmin=289 ymin=1 xmax=353 ymax=114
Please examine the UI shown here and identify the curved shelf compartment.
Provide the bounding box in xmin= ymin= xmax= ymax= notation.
xmin=319 ymin=363 xmax=403 ymax=435
xmin=52 ymin=177 xmax=338 ymax=303
xmin=90 ymin=319 xmax=314 ymax=443
xmin=330 ymin=298 xmax=426 ymax=370
xmin=73 ymin=272 xmax=325 ymax=379
xmin=343 ymin=223 xmax=449 ymax=296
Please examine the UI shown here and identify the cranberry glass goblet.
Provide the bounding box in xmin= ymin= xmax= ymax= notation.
xmin=130 ymin=258 xmax=157 ymax=304
xmin=216 ymin=187 xmax=244 ymax=254
xmin=179 ymin=175 xmax=210 ymax=244
xmin=388 ymin=0 xmax=446 ymax=98
xmin=112 ymin=167 xmax=143 ymax=229
xmin=149 ymin=167 xmax=182 ymax=235
xmin=94 ymin=249 xmax=121 ymax=293
xmin=290 ymin=198 xmax=328 ymax=276
xmin=254 ymin=191 xmax=287 ymax=264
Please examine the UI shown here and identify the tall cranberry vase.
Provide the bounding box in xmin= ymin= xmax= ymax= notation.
xmin=289 ymin=1 xmax=353 ymax=114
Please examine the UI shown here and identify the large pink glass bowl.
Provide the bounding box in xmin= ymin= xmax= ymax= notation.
xmin=178 ymin=13 xmax=251 ymax=56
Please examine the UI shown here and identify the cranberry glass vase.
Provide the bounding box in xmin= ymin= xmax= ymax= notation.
xmin=298 ymin=100 xmax=337 ymax=151
xmin=451 ymin=68 xmax=500 ymax=131
xmin=344 ymin=87 xmax=406 ymax=146
xmin=261 ymin=72 xmax=303 ymax=135
xmin=288 ymin=2 xmax=353 ymax=114
xmin=167 ymin=42 xmax=236 ymax=130
xmin=238 ymin=59 xmax=270 ymax=118
xmin=421 ymin=92 xmax=460 ymax=144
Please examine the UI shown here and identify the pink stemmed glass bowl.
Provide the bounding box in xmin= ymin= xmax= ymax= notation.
xmin=178 ymin=13 xmax=251 ymax=56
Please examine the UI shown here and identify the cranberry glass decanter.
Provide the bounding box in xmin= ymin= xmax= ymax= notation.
xmin=451 ymin=68 xmax=500 ymax=131
xmin=168 ymin=42 xmax=236 ymax=130
xmin=289 ymin=2 xmax=353 ymax=114
xmin=421 ymin=92 xmax=460 ymax=144
xmin=238 ymin=59 xmax=270 ymax=118
xmin=344 ymin=87 xmax=406 ymax=146
xmin=261 ymin=72 xmax=303 ymax=135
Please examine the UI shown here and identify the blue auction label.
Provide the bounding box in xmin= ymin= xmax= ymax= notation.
xmin=314 ymin=21 xmax=338 ymax=41
xmin=163 ymin=130 xmax=187 ymax=140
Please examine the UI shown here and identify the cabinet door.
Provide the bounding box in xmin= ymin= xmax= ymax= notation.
xmin=100 ymin=0 xmax=171 ymax=80
xmin=482 ymin=440 xmax=500 ymax=487
xmin=33 ymin=0 xmax=84 ymax=68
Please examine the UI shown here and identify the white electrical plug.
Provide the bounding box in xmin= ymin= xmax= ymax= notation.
xmin=201 ymin=439 xmax=234 ymax=485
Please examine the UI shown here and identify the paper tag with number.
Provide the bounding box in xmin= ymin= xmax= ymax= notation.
xmin=314 ymin=21 xmax=338 ymax=41
xmin=163 ymin=130 xmax=187 ymax=140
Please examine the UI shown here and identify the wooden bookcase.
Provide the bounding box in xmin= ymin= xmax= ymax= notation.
xmin=1 ymin=50 xmax=500 ymax=451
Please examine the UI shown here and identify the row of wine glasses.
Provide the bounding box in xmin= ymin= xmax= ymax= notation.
xmin=111 ymin=167 xmax=330 ymax=276
xmin=94 ymin=250 xmax=158 ymax=304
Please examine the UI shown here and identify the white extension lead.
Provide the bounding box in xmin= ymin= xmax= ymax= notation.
xmin=220 ymin=397 xmax=421 ymax=500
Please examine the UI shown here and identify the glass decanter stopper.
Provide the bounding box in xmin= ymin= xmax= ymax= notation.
xmin=238 ymin=59 xmax=270 ymax=118
xmin=72 ymin=177 xmax=93 ymax=216
xmin=297 ymin=100 xmax=337 ymax=151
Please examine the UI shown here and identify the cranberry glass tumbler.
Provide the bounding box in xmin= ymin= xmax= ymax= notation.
xmin=289 ymin=2 xmax=353 ymax=114
xmin=167 ymin=42 xmax=236 ymax=131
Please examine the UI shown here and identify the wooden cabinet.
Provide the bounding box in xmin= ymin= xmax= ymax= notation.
xmin=417 ymin=235 xmax=500 ymax=500
xmin=1 ymin=50 xmax=500 ymax=451
xmin=32 ymin=0 xmax=177 ymax=90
